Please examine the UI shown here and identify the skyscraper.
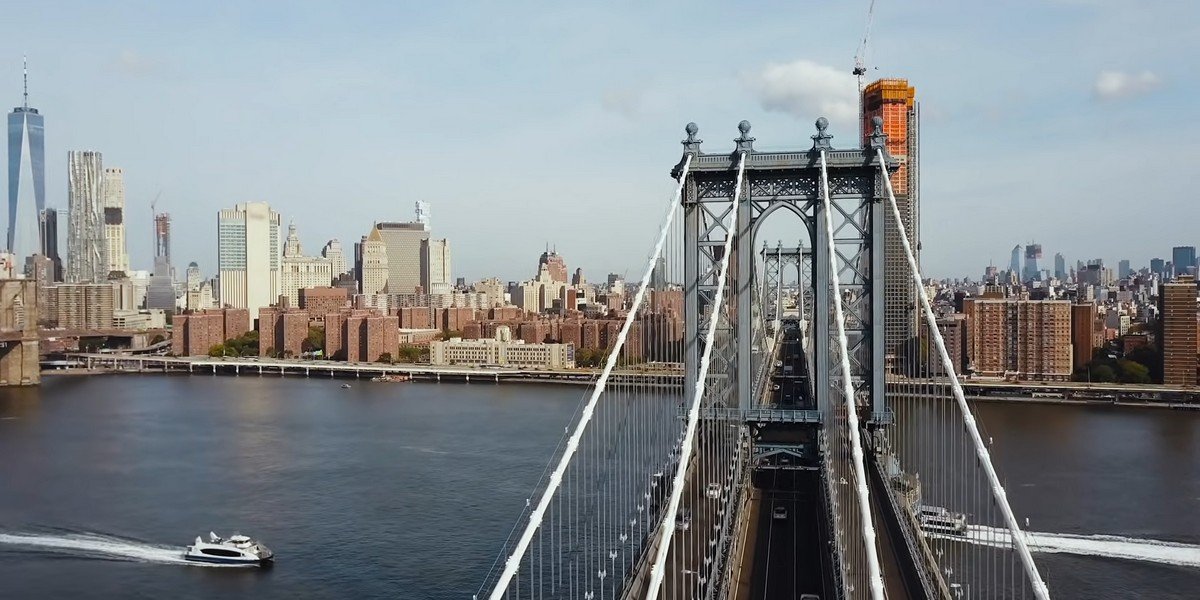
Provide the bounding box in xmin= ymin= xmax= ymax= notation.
xmin=539 ymin=249 xmax=568 ymax=283
xmin=1053 ymin=253 xmax=1066 ymax=281
xmin=1118 ymin=259 xmax=1131 ymax=279
xmin=862 ymin=79 xmax=918 ymax=364
xmin=651 ymin=256 xmax=667 ymax=289
xmin=7 ymin=57 xmax=45 ymax=262
xmin=280 ymin=222 xmax=332 ymax=307
xmin=1008 ymin=245 xmax=1021 ymax=278
xmin=1151 ymin=258 xmax=1165 ymax=277
xmin=154 ymin=212 xmax=171 ymax=264
xmin=1158 ymin=275 xmax=1197 ymax=387
xmin=38 ymin=207 xmax=61 ymax=281
xmin=66 ymin=150 xmax=107 ymax=282
xmin=322 ymin=239 xmax=346 ymax=278
xmin=1023 ymin=244 xmax=1042 ymax=282
xmin=218 ymin=202 xmax=281 ymax=321
xmin=102 ymin=167 xmax=128 ymax=274
xmin=425 ymin=238 xmax=452 ymax=294
xmin=186 ymin=262 xmax=202 ymax=291
xmin=373 ymin=221 xmax=428 ymax=294
xmin=1171 ymin=246 xmax=1196 ymax=277
xmin=145 ymin=211 xmax=175 ymax=310
xmin=356 ymin=228 xmax=388 ymax=295
xmin=1079 ymin=259 xmax=1105 ymax=286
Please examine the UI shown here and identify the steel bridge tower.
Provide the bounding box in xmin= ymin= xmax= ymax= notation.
xmin=677 ymin=118 xmax=893 ymax=420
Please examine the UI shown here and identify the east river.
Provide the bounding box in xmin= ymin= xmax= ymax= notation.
xmin=0 ymin=375 xmax=1197 ymax=599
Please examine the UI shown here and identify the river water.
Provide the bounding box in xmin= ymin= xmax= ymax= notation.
xmin=0 ymin=375 xmax=1196 ymax=599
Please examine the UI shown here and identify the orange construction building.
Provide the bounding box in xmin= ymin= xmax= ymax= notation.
xmin=861 ymin=78 xmax=919 ymax=368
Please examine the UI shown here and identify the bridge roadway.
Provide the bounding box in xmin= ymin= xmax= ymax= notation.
xmin=48 ymin=353 xmax=685 ymax=386
xmin=45 ymin=351 xmax=1200 ymax=403
xmin=746 ymin=468 xmax=833 ymax=599
xmin=739 ymin=323 xmax=839 ymax=598
xmin=737 ymin=322 xmax=934 ymax=600
xmin=899 ymin=375 xmax=1200 ymax=403
xmin=0 ymin=328 xmax=167 ymax=343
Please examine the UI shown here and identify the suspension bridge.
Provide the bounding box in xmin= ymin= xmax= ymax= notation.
xmin=476 ymin=116 xmax=1051 ymax=599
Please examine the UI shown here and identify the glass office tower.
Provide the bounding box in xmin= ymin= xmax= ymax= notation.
xmin=7 ymin=60 xmax=45 ymax=261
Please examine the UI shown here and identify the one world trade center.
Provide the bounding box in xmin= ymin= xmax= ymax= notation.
xmin=7 ymin=56 xmax=45 ymax=262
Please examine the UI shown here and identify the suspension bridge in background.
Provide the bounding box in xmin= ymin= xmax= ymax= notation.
xmin=475 ymin=116 xmax=1052 ymax=599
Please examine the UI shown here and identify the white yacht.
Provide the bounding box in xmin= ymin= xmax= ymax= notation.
xmin=917 ymin=505 xmax=968 ymax=536
xmin=184 ymin=532 xmax=274 ymax=565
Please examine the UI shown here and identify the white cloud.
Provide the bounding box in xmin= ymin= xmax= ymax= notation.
xmin=112 ymin=50 xmax=163 ymax=76
xmin=1093 ymin=70 xmax=1161 ymax=100
xmin=743 ymin=59 xmax=858 ymax=123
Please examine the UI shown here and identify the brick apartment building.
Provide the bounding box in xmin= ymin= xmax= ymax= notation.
xmin=171 ymin=308 xmax=252 ymax=356
xmin=298 ymin=287 xmax=349 ymax=321
xmin=963 ymin=298 xmax=1072 ymax=381
xmin=1159 ymin=276 xmax=1198 ymax=387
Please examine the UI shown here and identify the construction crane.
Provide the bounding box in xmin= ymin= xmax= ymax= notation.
xmin=853 ymin=0 xmax=877 ymax=139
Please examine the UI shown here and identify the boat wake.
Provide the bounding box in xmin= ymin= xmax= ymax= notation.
xmin=931 ymin=525 xmax=1200 ymax=568
xmin=0 ymin=531 xmax=251 ymax=567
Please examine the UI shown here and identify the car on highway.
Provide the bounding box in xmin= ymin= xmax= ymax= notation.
xmin=705 ymin=483 xmax=721 ymax=499
xmin=772 ymin=505 xmax=788 ymax=520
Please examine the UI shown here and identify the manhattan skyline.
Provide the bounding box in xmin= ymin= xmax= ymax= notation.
xmin=0 ymin=1 xmax=1196 ymax=281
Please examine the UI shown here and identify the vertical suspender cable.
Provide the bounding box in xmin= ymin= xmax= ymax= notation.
xmin=647 ymin=151 xmax=746 ymax=599
xmin=487 ymin=155 xmax=693 ymax=600
xmin=819 ymin=149 xmax=886 ymax=600
xmin=874 ymin=148 xmax=1050 ymax=600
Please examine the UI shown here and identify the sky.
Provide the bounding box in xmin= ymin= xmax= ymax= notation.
xmin=1 ymin=0 xmax=1197 ymax=282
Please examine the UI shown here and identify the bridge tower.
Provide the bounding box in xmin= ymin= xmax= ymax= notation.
xmin=761 ymin=241 xmax=812 ymax=325
xmin=676 ymin=119 xmax=893 ymax=419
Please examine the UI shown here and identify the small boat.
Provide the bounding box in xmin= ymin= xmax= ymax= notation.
xmin=917 ymin=504 xmax=968 ymax=536
xmin=370 ymin=374 xmax=411 ymax=383
xmin=184 ymin=532 xmax=273 ymax=565
xmin=341 ymin=383 xmax=352 ymax=389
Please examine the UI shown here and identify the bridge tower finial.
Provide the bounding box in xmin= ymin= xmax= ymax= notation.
xmin=868 ymin=115 xmax=888 ymax=151
xmin=811 ymin=117 xmax=833 ymax=151
xmin=673 ymin=123 xmax=702 ymax=180
xmin=735 ymin=120 xmax=755 ymax=153
xmin=682 ymin=122 xmax=702 ymax=153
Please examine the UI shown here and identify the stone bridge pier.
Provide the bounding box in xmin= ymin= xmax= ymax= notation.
xmin=0 ymin=280 xmax=39 ymax=386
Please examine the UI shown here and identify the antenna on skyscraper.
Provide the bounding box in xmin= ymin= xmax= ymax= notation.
xmin=22 ymin=54 xmax=28 ymax=108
